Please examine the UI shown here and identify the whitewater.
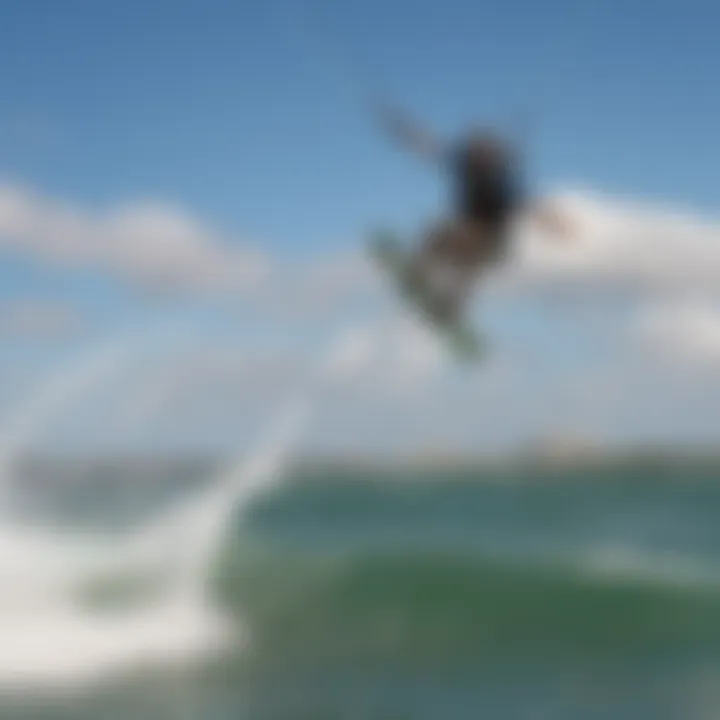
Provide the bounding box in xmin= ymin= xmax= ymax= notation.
xmin=0 ymin=320 xmax=381 ymax=693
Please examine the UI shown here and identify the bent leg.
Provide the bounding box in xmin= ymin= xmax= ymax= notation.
xmin=408 ymin=220 xmax=486 ymax=323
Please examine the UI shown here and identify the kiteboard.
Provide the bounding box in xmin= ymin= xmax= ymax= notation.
xmin=367 ymin=230 xmax=484 ymax=362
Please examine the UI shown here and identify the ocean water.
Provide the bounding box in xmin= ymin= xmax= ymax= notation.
xmin=8 ymin=463 xmax=720 ymax=720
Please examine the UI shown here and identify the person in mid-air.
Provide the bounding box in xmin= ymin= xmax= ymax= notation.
xmin=378 ymin=104 xmax=572 ymax=322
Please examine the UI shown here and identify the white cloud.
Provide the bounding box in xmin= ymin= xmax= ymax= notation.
xmin=0 ymin=182 xmax=379 ymax=318
xmin=0 ymin=301 xmax=82 ymax=338
xmin=114 ymin=349 xmax=308 ymax=426
xmin=256 ymin=189 xmax=720 ymax=319
xmin=248 ymin=249 xmax=380 ymax=323
xmin=91 ymin=316 xmax=448 ymax=452
xmin=0 ymin=183 xmax=268 ymax=293
xmin=294 ymin=251 xmax=379 ymax=309
xmin=324 ymin=316 xmax=446 ymax=400
xmin=634 ymin=299 xmax=720 ymax=364
xmin=3 ymin=180 xmax=720 ymax=313
xmin=7 ymin=179 xmax=720 ymax=452
xmin=497 ymin=189 xmax=720 ymax=298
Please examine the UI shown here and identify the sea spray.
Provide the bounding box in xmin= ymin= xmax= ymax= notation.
xmin=0 ymin=323 xmax=231 ymax=690
xmin=160 ymin=326 xmax=380 ymax=614
xmin=0 ymin=323 xmax=196 ymax=616
xmin=0 ymin=321 xmax=381 ymax=692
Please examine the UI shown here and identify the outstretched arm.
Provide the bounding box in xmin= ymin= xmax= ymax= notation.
xmin=375 ymin=101 xmax=446 ymax=165
xmin=524 ymin=198 xmax=578 ymax=243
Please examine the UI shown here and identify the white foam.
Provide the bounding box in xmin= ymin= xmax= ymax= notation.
xmin=0 ymin=602 xmax=232 ymax=691
xmin=0 ymin=324 xmax=371 ymax=694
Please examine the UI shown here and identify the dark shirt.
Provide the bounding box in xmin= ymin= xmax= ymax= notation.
xmin=451 ymin=145 xmax=525 ymax=228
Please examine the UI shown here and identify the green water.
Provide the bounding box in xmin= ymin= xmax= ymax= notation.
xmin=9 ymin=465 xmax=720 ymax=719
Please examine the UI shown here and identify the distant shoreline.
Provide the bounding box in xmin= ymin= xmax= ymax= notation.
xmin=292 ymin=450 xmax=720 ymax=474
xmin=16 ymin=446 xmax=720 ymax=478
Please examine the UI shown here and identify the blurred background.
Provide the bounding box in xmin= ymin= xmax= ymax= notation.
xmin=1 ymin=0 xmax=720 ymax=717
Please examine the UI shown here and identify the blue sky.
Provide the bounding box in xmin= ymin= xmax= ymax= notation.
xmin=1 ymin=0 xmax=720 ymax=454
xmin=3 ymin=0 xmax=720 ymax=228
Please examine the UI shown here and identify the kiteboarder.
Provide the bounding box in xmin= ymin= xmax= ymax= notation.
xmin=377 ymin=104 xmax=572 ymax=323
